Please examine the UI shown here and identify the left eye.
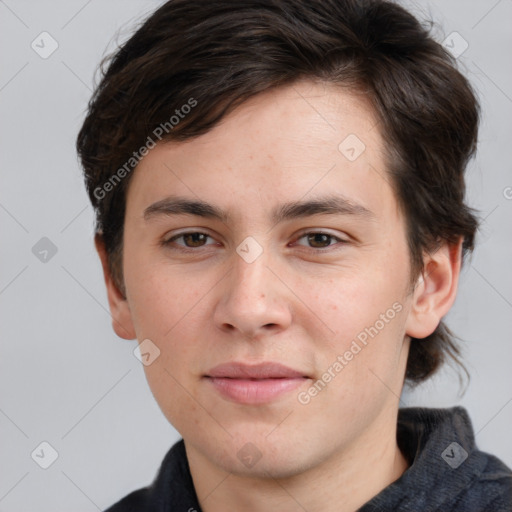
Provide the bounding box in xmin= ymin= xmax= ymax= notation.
xmin=294 ymin=232 xmax=346 ymax=249
xmin=165 ymin=232 xmax=215 ymax=248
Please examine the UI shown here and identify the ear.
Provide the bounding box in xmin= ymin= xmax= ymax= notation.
xmin=405 ymin=239 xmax=462 ymax=339
xmin=94 ymin=234 xmax=137 ymax=340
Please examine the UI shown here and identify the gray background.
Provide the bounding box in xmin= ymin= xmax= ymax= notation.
xmin=1 ymin=0 xmax=511 ymax=510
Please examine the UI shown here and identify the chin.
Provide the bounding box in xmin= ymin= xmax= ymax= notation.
xmin=225 ymin=451 xmax=312 ymax=480
xmin=206 ymin=434 xmax=319 ymax=479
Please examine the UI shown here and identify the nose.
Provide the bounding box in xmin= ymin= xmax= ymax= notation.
xmin=213 ymin=246 xmax=293 ymax=340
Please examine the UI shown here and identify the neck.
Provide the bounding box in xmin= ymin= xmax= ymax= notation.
xmin=186 ymin=416 xmax=409 ymax=512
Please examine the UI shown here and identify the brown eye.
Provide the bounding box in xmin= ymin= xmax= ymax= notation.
xmin=181 ymin=233 xmax=208 ymax=247
xmin=163 ymin=232 xmax=215 ymax=249
xmin=294 ymin=232 xmax=343 ymax=249
xmin=306 ymin=233 xmax=333 ymax=248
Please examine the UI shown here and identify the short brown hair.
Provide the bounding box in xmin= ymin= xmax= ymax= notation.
xmin=77 ymin=0 xmax=480 ymax=384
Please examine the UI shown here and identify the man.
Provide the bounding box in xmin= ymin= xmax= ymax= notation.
xmin=77 ymin=0 xmax=512 ymax=510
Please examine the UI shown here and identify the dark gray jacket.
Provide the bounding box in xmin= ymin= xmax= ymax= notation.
xmin=105 ymin=407 xmax=512 ymax=511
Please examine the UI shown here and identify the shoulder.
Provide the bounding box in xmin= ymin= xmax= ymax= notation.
xmin=361 ymin=406 xmax=512 ymax=511
xmin=103 ymin=439 xmax=202 ymax=512
xmin=457 ymin=447 xmax=512 ymax=511
xmin=104 ymin=487 xmax=152 ymax=512
xmin=411 ymin=406 xmax=512 ymax=511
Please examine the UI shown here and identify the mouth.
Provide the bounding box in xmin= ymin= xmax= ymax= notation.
xmin=204 ymin=362 xmax=310 ymax=405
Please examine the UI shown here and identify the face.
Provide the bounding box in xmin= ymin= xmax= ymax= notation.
xmin=114 ymin=80 xmax=418 ymax=478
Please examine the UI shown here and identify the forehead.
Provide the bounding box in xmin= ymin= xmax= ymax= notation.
xmin=126 ymin=79 xmax=398 ymax=223
xmin=182 ymin=80 xmax=382 ymax=166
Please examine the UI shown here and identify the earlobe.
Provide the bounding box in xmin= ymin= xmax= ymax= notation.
xmin=405 ymin=240 xmax=462 ymax=339
xmin=94 ymin=234 xmax=137 ymax=340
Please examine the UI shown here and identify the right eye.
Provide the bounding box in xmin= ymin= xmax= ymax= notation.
xmin=161 ymin=231 xmax=218 ymax=250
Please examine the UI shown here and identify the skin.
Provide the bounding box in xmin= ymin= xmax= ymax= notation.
xmin=96 ymin=79 xmax=462 ymax=512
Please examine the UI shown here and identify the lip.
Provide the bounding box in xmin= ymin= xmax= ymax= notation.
xmin=207 ymin=362 xmax=307 ymax=379
xmin=204 ymin=362 xmax=310 ymax=405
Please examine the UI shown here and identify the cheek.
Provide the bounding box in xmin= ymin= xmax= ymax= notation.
xmin=131 ymin=268 xmax=210 ymax=430
xmin=300 ymin=295 xmax=408 ymax=425
xmin=311 ymin=269 xmax=406 ymax=344
xmin=125 ymin=257 xmax=208 ymax=339
xmin=126 ymin=261 xmax=220 ymax=386
xmin=304 ymin=266 xmax=409 ymax=400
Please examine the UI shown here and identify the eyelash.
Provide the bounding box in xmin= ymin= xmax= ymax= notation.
xmin=161 ymin=230 xmax=350 ymax=253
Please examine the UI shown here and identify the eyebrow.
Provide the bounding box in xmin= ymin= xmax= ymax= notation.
xmin=143 ymin=195 xmax=376 ymax=224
